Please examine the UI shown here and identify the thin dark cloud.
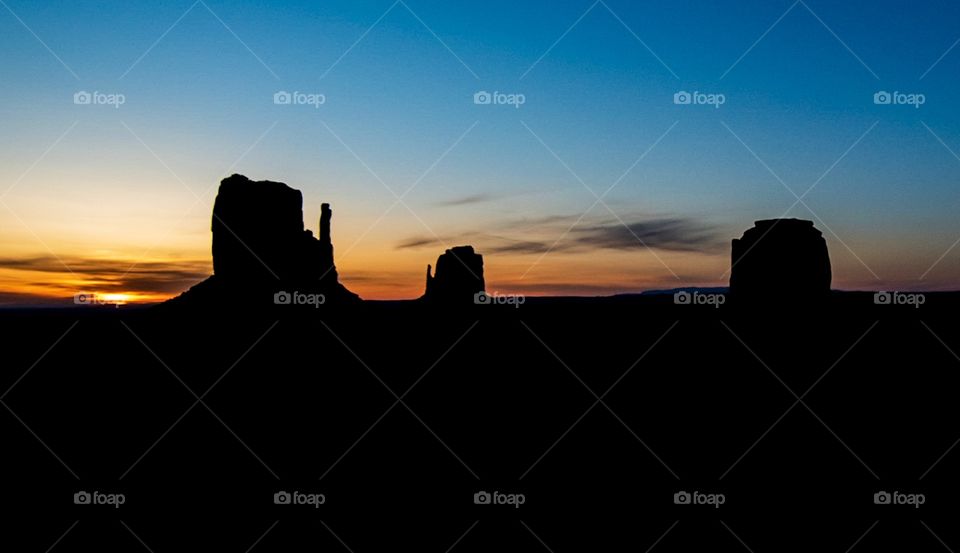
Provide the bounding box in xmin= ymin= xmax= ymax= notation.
xmin=486 ymin=240 xmax=553 ymax=254
xmin=571 ymin=218 xmax=723 ymax=252
xmin=396 ymin=236 xmax=443 ymax=249
xmin=433 ymin=193 xmax=493 ymax=207
xmin=395 ymin=215 xmax=723 ymax=255
xmin=0 ymin=255 xmax=211 ymax=294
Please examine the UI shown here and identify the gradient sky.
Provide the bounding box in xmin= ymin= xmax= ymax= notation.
xmin=3 ymin=0 xmax=960 ymax=304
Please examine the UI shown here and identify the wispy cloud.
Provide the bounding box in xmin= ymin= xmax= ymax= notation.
xmin=395 ymin=214 xmax=724 ymax=255
xmin=0 ymin=255 xmax=210 ymax=296
xmin=571 ymin=218 xmax=723 ymax=252
xmin=432 ymin=193 xmax=494 ymax=207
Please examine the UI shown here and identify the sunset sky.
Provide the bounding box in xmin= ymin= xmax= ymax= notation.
xmin=3 ymin=0 xmax=960 ymax=304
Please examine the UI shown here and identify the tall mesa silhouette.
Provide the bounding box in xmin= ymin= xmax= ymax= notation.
xmin=169 ymin=174 xmax=359 ymax=307
xmin=729 ymin=218 xmax=831 ymax=302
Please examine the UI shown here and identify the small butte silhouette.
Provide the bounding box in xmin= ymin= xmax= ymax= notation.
xmin=167 ymin=174 xmax=833 ymax=308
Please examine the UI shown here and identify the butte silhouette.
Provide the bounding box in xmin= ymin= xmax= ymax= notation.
xmin=730 ymin=218 xmax=831 ymax=302
xmin=169 ymin=174 xmax=360 ymax=307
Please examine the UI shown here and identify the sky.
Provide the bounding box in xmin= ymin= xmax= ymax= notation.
xmin=2 ymin=0 xmax=960 ymax=304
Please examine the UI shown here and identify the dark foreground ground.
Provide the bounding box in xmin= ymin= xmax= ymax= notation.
xmin=2 ymin=292 xmax=959 ymax=551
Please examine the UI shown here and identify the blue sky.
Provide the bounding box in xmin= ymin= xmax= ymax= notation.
xmin=2 ymin=0 xmax=960 ymax=301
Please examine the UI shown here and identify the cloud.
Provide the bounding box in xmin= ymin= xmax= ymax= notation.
xmin=0 ymin=255 xmax=211 ymax=295
xmin=486 ymin=240 xmax=553 ymax=254
xmin=432 ymin=193 xmax=493 ymax=207
xmin=394 ymin=215 xmax=724 ymax=255
xmin=571 ymin=218 xmax=723 ymax=252
xmin=396 ymin=236 xmax=443 ymax=249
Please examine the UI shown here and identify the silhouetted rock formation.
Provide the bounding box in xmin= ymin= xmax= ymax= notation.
xmin=422 ymin=246 xmax=485 ymax=304
xmin=730 ymin=218 xmax=831 ymax=302
xmin=169 ymin=174 xmax=358 ymax=307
